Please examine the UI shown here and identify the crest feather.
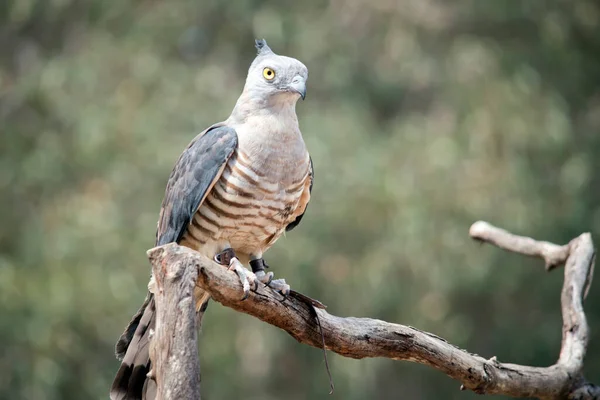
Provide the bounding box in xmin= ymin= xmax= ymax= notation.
xmin=255 ymin=39 xmax=273 ymax=56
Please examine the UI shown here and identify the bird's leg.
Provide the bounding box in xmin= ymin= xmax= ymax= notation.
xmin=214 ymin=248 xmax=257 ymax=301
xmin=250 ymin=258 xmax=290 ymax=296
xmin=249 ymin=258 xmax=273 ymax=285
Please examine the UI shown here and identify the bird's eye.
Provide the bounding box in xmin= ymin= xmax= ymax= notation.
xmin=263 ymin=67 xmax=275 ymax=80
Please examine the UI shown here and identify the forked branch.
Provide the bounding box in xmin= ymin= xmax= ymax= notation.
xmin=147 ymin=221 xmax=598 ymax=399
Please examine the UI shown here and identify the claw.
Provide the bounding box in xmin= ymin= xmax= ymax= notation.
xmin=228 ymin=257 xmax=257 ymax=301
xmin=255 ymin=270 xmax=274 ymax=285
xmin=215 ymin=252 xmax=290 ymax=299
xmin=268 ymin=278 xmax=291 ymax=296
xmin=214 ymin=249 xmax=259 ymax=300
xmin=214 ymin=248 xmax=235 ymax=265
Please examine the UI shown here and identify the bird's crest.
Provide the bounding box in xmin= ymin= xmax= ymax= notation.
xmin=255 ymin=39 xmax=274 ymax=56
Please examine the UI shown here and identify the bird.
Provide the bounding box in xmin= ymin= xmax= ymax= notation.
xmin=110 ymin=39 xmax=312 ymax=400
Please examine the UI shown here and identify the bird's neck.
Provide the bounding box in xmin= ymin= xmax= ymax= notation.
xmin=227 ymin=91 xmax=305 ymax=167
xmin=228 ymin=91 xmax=299 ymax=127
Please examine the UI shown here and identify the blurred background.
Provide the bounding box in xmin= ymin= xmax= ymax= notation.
xmin=1 ymin=0 xmax=600 ymax=399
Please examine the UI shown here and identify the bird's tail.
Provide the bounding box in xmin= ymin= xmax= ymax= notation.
xmin=110 ymin=289 xmax=209 ymax=400
xmin=110 ymin=292 xmax=156 ymax=400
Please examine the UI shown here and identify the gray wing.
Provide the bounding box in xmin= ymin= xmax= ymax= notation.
xmin=156 ymin=125 xmax=238 ymax=246
xmin=285 ymin=156 xmax=313 ymax=232
xmin=111 ymin=125 xmax=238 ymax=400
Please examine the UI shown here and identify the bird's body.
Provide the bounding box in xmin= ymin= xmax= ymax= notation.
xmin=111 ymin=40 xmax=312 ymax=400
xmin=180 ymin=112 xmax=311 ymax=265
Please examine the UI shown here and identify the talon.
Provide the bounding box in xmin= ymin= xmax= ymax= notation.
xmin=255 ymin=270 xmax=274 ymax=285
xmin=214 ymin=248 xmax=236 ymax=266
xmin=226 ymin=256 xmax=256 ymax=301
xmin=265 ymin=272 xmax=274 ymax=285
xmin=268 ymin=278 xmax=291 ymax=296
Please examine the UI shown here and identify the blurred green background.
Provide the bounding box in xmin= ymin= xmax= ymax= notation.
xmin=1 ymin=0 xmax=599 ymax=399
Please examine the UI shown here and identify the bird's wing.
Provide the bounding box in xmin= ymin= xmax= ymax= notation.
xmin=285 ymin=156 xmax=314 ymax=232
xmin=156 ymin=125 xmax=238 ymax=246
xmin=111 ymin=125 xmax=237 ymax=400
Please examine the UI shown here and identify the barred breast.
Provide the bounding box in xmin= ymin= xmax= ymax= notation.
xmin=181 ymin=147 xmax=310 ymax=259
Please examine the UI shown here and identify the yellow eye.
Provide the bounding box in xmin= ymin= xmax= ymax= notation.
xmin=263 ymin=67 xmax=275 ymax=80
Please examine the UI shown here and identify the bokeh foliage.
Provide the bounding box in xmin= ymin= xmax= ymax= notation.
xmin=1 ymin=0 xmax=600 ymax=399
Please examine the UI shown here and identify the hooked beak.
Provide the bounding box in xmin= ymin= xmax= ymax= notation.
xmin=288 ymin=75 xmax=307 ymax=100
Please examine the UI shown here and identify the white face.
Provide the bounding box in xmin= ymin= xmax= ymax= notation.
xmin=245 ymin=53 xmax=309 ymax=102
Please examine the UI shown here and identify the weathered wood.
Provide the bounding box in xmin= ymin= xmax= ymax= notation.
xmin=148 ymin=245 xmax=202 ymax=400
xmin=146 ymin=221 xmax=599 ymax=399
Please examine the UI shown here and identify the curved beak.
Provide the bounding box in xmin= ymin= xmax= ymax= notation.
xmin=288 ymin=75 xmax=307 ymax=100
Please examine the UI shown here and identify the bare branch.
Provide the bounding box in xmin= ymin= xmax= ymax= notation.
xmin=146 ymin=221 xmax=598 ymax=399
xmin=469 ymin=221 xmax=570 ymax=270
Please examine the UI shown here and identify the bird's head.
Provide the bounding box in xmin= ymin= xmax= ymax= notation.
xmin=242 ymin=39 xmax=308 ymax=104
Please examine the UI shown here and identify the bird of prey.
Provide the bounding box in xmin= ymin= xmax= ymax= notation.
xmin=110 ymin=39 xmax=312 ymax=400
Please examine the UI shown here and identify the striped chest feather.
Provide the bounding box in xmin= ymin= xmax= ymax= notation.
xmin=185 ymin=148 xmax=310 ymax=255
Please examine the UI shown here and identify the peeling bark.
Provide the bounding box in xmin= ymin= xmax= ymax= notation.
xmin=149 ymin=246 xmax=202 ymax=400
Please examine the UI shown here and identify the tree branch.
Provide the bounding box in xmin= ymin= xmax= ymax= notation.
xmin=147 ymin=221 xmax=599 ymax=399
